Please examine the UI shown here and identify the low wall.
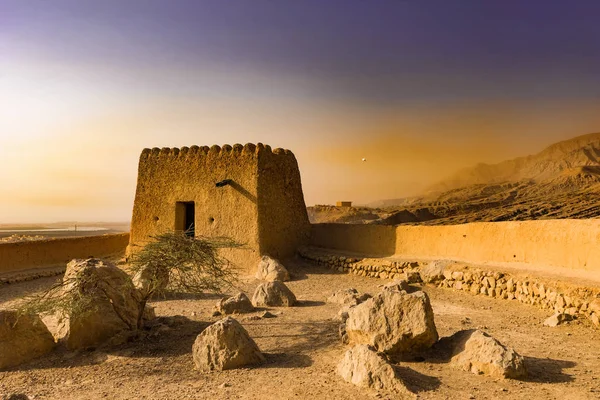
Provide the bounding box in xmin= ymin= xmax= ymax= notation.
xmin=299 ymin=246 xmax=600 ymax=328
xmin=309 ymin=224 xmax=396 ymax=257
xmin=0 ymin=233 xmax=130 ymax=276
xmin=394 ymin=220 xmax=600 ymax=271
xmin=310 ymin=219 xmax=600 ymax=272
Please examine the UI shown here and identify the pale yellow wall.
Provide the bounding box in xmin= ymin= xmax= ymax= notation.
xmin=128 ymin=144 xmax=262 ymax=272
xmin=395 ymin=220 xmax=600 ymax=271
xmin=128 ymin=143 xmax=311 ymax=272
xmin=309 ymin=223 xmax=397 ymax=256
xmin=257 ymin=147 xmax=311 ymax=259
xmin=0 ymin=233 xmax=129 ymax=275
xmin=309 ymin=220 xmax=600 ymax=271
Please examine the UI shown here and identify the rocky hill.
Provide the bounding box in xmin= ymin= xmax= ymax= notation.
xmin=428 ymin=132 xmax=600 ymax=193
xmin=311 ymin=132 xmax=600 ymax=225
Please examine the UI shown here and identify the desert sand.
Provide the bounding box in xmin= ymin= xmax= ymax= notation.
xmin=1 ymin=259 xmax=599 ymax=400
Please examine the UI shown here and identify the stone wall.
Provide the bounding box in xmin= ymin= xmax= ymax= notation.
xmin=299 ymin=247 xmax=421 ymax=279
xmin=299 ymin=246 xmax=600 ymax=329
xmin=0 ymin=233 xmax=130 ymax=278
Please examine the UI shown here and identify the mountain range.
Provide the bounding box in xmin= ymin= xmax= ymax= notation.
xmin=310 ymin=132 xmax=600 ymax=225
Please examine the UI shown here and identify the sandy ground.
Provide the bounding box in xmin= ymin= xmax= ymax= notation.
xmin=1 ymin=259 xmax=599 ymax=400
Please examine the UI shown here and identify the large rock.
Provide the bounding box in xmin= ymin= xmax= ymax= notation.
xmin=345 ymin=290 xmax=438 ymax=358
xmin=337 ymin=345 xmax=415 ymax=398
xmin=419 ymin=261 xmax=447 ymax=283
xmin=132 ymin=264 xmax=170 ymax=297
xmin=443 ymin=329 xmax=527 ymax=379
xmin=216 ymin=292 xmax=255 ymax=314
xmin=327 ymin=288 xmax=362 ymax=306
xmin=255 ymin=256 xmax=290 ymax=282
xmin=192 ymin=316 xmax=265 ymax=371
xmin=57 ymin=259 xmax=142 ymax=350
xmin=383 ymin=280 xmax=410 ymax=293
xmin=543 ymin=312 xmax=572 ymax=327
xmin=252 ymin=281 xmax=297 ymax=307
xmin=0 ymin=311 xmax=55 ymax=370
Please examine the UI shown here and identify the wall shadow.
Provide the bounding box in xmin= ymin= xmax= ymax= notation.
xmin=228 ymin=180 xmax=257 ymax=204
xmin=309 ymin=223 xmax=397 ymax=257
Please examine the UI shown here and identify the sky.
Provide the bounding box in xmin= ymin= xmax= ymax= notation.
xmin=1 ymin=0 xmax=600 ymax=223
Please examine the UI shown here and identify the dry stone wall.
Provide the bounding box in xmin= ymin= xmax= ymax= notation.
xmin=298 ymin=247 xmax=421 ymax=280
xmin=299 ymin=247 xmax=600 ymax=329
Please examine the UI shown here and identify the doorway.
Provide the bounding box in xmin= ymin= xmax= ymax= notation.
xmin=175 ymin=201 xmax=195 ymax=237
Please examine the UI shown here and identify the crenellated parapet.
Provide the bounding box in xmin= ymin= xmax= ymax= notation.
xmin=129 ymin=141 xmax=310 ymax=273
xmin=139 ymin=143 xmax=294 ymax=162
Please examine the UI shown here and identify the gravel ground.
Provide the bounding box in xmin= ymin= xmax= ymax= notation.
xmin=1 ymin=259 xmax=599 ymax=400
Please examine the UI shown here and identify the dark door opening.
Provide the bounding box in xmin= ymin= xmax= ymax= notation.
xmin=175 ymin=201 xmax=195 ymax=237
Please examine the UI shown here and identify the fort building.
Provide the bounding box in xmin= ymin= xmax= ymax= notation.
xmin=127 ymin=143 xmax=311 ymax=272
xmin=336 ymin=201 xmax=352 ymax=207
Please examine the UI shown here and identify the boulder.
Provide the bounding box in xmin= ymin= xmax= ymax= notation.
xmin=255 ymin=256 xmax=290 ymax=282
xmin=404 ymin=271 xmax=422 ymax=284
xmin=57 ymin=259 xmax=142 ymax=350
xmin=589 ymin=298 xmax=600 ymax=314
xmin=337 ymin=344 xmax=415 ymax=398
xmin=590 ymin=313 xmax=600 ymax=327
xmin=216 ymin=292 xmax=255 ymax=315
xmin=192 ymin=316 xmax=265 ymax=371
xmin=132 ymin=264 xmax=170 ymax=297
xmin=419 ymin=261 xmax=447 ymax=283
xmin=337 ymin=304 xmax=354 ymax=324
xmin=543 ymin=312 xmax=572 ymax=327
xmin=252 ymin=281 xmax=297 ymax=307
xmin=383 ymin=280 xmax=410 ymax=293
xmin=443 ymin=329 xmax=527 ymax=379
xmin=0 ymin=311 xmax=55 ymax=370
xmin=327 ymin=288 xmax=362 ymax=306
xmin=345 ymin=290 xmax=438 ymax=358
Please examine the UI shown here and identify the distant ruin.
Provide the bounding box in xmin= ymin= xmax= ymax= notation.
xmin=127 ymin=143 xmax=311 ymax=272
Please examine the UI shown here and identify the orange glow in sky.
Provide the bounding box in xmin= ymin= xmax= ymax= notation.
xmin=2 ymin=1 xmax=600 ymax=223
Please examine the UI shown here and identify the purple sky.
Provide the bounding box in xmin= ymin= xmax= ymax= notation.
xmin=2 ymin=0 xmax=600 ymax=222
